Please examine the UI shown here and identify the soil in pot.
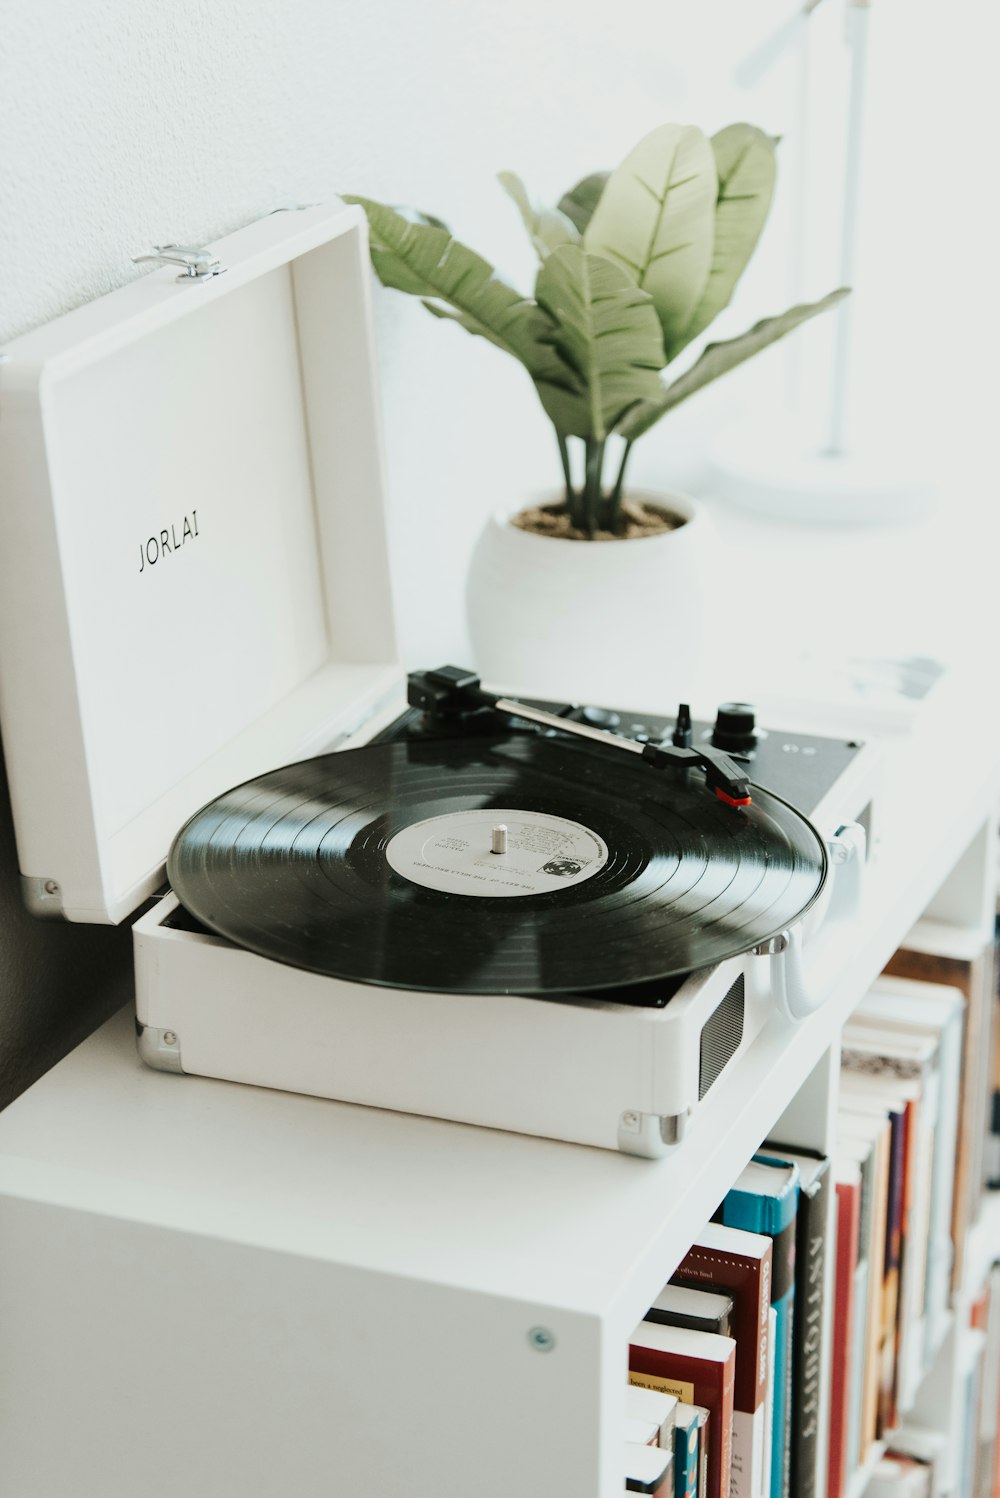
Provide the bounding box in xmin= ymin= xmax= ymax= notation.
xmin=511 ymin=499 xmax=684 ymax=542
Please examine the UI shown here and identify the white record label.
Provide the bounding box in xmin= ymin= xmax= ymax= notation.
xmin=385 ymin=808 xmax=609 ymax=898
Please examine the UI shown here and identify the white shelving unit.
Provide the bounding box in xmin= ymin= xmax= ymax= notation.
xmin=0 ymin=668 xmax=996 ymax=1498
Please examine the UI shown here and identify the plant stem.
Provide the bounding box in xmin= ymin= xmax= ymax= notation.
xmin=608 ymin=440 xmax=634 ymax=532
xmin=557 ymin=433 xmax=574 ymax=516
xmin=583 ymin=438 xmax=605 ymax=536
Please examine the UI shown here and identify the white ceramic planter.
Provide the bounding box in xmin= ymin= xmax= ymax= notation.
xmin=466 ymin=490 xmax=705 ymax=711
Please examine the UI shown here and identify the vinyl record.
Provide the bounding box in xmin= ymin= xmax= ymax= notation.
xmin=167 ymin=733 xmax=828 ymax=994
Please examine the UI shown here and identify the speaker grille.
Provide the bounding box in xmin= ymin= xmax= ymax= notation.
xmin=699 ymin=975 xmax=746 ymax=1099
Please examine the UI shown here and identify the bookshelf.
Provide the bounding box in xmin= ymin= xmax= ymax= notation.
xmin=0 ymin=666 xmax=996 ymax=1498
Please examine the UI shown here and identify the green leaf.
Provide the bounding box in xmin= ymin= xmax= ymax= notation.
xmin=557 ymin=172 xmax=609 ymax=235
xmin=393 ymin=204 xmax=451 ymax=232
xmin=343 ymin=194 xmax=578 ymax=392
xmin=675 ymin=124 xmax=777 ymax=350
xmin=497 ymin=171 xmax=579 ymax=258
xmin=533 ymin=245 xmax=666 ymax=439
xmin=583 ymin=124 xmax=717 ymax=361
xmin=618 ymin=288 xmax=849 ymax=442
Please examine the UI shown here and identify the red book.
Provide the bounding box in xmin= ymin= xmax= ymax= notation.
xmin=671 ymin=1222 xmax=772 ymax=1498
xmin=630 ymin=1321 xmax=736 ymax=1498
xmin=828 ymin=1164 xmax=862 ymax=1498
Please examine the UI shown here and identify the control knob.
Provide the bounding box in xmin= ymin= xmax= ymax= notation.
xmin=712 ymin=702 xmax=757 ymax=753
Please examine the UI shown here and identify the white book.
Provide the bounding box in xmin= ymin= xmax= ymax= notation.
xmin=885 ymin=1429 xmax=949 ymax=1498
xmin=867 ymin=1457 xmax=933 ymax=1498
xmin=626 ymin=1384 xmax=678 ymax=1450
xmin=625 ymin=1440 xmax=673 ymax=1495
xmin=761 ymin=1307 xmax=777 ymax=1498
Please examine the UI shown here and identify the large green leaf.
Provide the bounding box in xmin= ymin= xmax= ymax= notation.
xmin=498 ymin=171 xmax=579 ymax=259
xmin=533 ymin=245 xmax=666 ymax=439
xmin=675 ymin=124 xmax=777 ymax=351
xmin=618 ymin=288 xmax=849 ymax=441
xmin=344 ymin=194 xmax=578 ymax=394
xmin=557 ymin=172 xmax=609 ymax=235
xmin=583 ymin=125 xmax=717 ymax=361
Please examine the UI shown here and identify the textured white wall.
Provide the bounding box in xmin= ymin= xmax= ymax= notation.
xmin=0 ymin=0 xmax=847 ymax=663
xmin=4 ymin=0 xmax=992 ymax=665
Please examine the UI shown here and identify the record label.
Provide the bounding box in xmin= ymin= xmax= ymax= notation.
xmin=384 ymin=808 xmax=609 ymax=897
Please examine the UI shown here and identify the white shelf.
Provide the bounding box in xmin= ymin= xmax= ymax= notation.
xmin=0 ymin=667 xmax=997 ymax=1497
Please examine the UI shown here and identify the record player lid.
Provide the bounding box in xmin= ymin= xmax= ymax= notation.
xmin=0 ymin=203 xmax=399 ymax=924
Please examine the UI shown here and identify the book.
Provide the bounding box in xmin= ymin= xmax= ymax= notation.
xmin=762 ymin=1307 xmax=777 ymax=1498
xmin=762 ymin=1144 xmax=832 ymax=1498
xmin=628 ymin=1416 xmax=663 ymax=1448
xmin=884 ymin=1429 xmax=949 ymax=1498
xmin=838 ymin=1085 xmax=908 ymax=1432
xmin=855 ymin=977 xmax=964 ymax=1352
xmin=714 ymin=1157 xmax=799 ymax=1498
xmin=693 ymin=1404 xmax=710 ymax=1498
xmin=837 ymin=1110 xmax=891 ymax=1461
xmin=828 ymin=1159 xmax=862 ymax=1498
xmin=866 ymin=1456 xmax=933 ymax=1498
xmin=626 ymin=1440 xmax=674 ymax=1496
xmin=672 ymin=1403 xmax=701 ymax=1498
xmin=648 ymin=1283 xmax=734 ymax=1337
xmin=884 ymin=926 xmax=996 ymax=1291
xmin=629 ymin=1321 xmax=737 ymax=1498
xmin=672 ymin=1223 xmax=772 ymax=1498
xmin=627 ymin=1385 xmax=679 ymax=1450
xmin=842 ymin=1025 xmax=938 ymax=1406
xmin=972 ymin=1265 xmax=1000 ymax=1498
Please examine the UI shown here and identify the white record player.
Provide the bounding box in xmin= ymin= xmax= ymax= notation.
xmin=0 ymin=203 xmax=879 ymax=1158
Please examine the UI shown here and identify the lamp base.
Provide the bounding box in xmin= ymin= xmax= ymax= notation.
xmin=707 ymin=420 xmax=937 ymax=527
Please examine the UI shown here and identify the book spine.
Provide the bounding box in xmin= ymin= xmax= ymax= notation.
xmin=673 ymin=1412 xmax=699 ymax=1498
xmin=862 ymin=1127 xmax=891 ymax=1456
xmin=672 ymin=1239 xmax=772 ymax=1498
xmin=788 ymin=1164 xmax=831 ymax=1498
xmin=770 ymin=1221 xmax=796 ymax=1498
xmin=715 ymin=1176 xmax=798 ymax=1498
xmin=628 ymin=1349 xmax=734 ymax=1498
xmin=762 ymin=1307 xmax=777 ymax=1498
xmin=846 ymin=1256 xmax=870 ymax=1473
xmin=828 ymin=1178 xmax=861 ymax=1498
xmin=673 ymin=1246 xmax=770 ymax=1416
xmin=879 ymin=1108 xmax=905 ymax=1434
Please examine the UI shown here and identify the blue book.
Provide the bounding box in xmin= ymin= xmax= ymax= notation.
xmin=715 ymin=1154 xmax=799 ymax=1498
xmin=672 ymin=1403 xmax=700 ymax=1498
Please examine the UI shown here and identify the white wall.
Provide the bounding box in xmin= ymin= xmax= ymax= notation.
xmin=5 ymin=0 xmax=992 ymax=667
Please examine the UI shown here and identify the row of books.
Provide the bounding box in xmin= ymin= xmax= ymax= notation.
xmin=829 ymin=972 xmax=967 ymax=1495
xmin=865 ymin=1259 xmax=1000 ymax=1498
xmin=623 ymin=922 xmax=1000 ymax=1498
xmin=884 ymin=921 xmax=998 ymax=1284
xmin=625 ymin=1152 xmax=821 ymax=1498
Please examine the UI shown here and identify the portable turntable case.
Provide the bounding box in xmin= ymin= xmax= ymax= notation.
xmin=0 ymin=202 xmax=875 ymax=1157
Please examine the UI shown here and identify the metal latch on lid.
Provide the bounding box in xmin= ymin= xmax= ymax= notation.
xmin=131 ymin=244 xmax=226 ymax=282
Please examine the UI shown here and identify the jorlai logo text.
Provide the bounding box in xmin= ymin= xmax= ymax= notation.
xmin=138 ymin=511 xmax=199 ymax=572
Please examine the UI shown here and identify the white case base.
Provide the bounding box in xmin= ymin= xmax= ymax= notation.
xmin=134 ymin=892 xmax=763 ymax=1158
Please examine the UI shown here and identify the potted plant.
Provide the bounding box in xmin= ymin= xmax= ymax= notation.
xmin=346 ymin=122 xmax=845 ymax=703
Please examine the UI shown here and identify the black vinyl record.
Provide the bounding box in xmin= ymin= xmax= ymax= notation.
xmin=167 ymin=733 xmax=828 ymax=995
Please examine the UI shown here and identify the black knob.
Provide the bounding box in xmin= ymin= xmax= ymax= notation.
xmin=712 ymin=702 xmax=757 ymax=752
xmin=580 ymin=706 xmax=621 ymax=730
xmin=672 ymin=703 xmax=693 ymax=748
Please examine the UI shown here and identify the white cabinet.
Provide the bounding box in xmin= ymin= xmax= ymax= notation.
xmin=0 ymin=672 xmax=996 ymax=1498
